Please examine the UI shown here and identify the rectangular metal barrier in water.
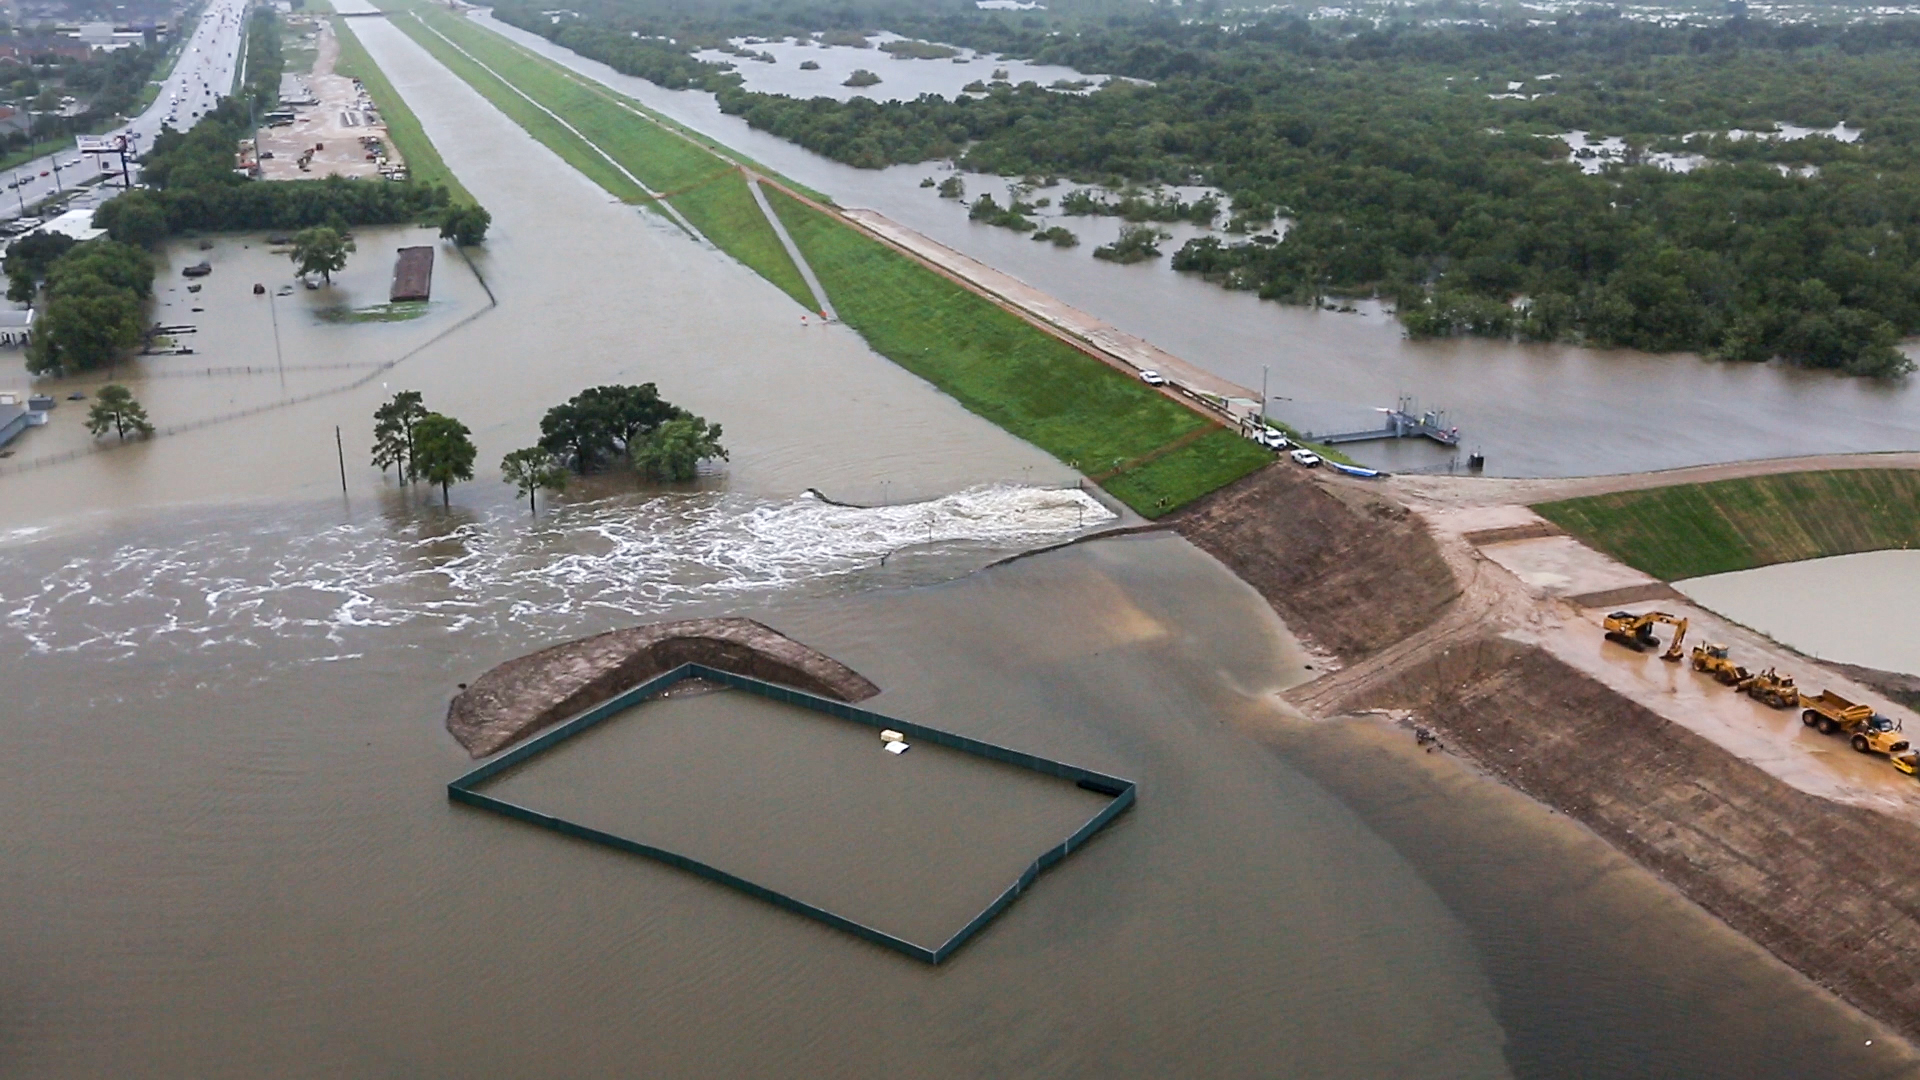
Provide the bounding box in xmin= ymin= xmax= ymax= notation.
xmin=446 ymin=663 xmax=1137 ymax=964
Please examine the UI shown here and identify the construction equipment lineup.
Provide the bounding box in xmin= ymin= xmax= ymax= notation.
xmin=1605 ymin=611 xmax=1917 ymax=777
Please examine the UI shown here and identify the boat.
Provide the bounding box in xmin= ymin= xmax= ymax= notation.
xmin=1326 ymin=460 xmax=1386 ymax=479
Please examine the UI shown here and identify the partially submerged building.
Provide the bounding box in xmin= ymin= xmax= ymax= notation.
xmin=390 ymin=246 xmax=433 ymax=303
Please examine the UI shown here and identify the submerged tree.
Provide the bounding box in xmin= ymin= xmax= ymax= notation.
xmin=538 ymin=384 xmax=683 ymax=473
xmin=631 ymin=414 xmax=728 ymax=482
xmin=370 ymin=390 xmax=428 ymax=483
xmin=500 ymin=446 xmax=570 ymax=513
xmin=290 ymin=225 xmax=354 ymax=285
xmin=86 ymin=383 xmax=153 ymax=440
xmin=439 ymin=204 xmax=492 ymax=246
xmin=411 ymin=412 xmax=477 ymax=507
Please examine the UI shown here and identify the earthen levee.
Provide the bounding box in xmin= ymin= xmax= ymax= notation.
xmin=447 ymin=617 xmax=879 ymax=757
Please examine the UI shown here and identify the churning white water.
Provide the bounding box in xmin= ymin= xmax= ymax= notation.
xmin=0 ymin=485 xmax=1114 ymax=658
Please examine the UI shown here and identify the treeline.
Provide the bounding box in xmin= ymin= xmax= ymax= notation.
xmin=499 ymin=0 xmax=1920 ymax=374
xmin=8 ymin=236 xmax=155 ymax=374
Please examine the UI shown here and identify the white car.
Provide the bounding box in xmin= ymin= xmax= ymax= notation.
xmin=1252 ymin=427 xmax=1290 ymax=450
xmin=1138 ymin=369 xmax=1168 ymax=386
xmin=1289 ymin=448 xmax=1322 ymax=468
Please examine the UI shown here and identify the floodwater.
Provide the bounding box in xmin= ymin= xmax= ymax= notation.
xmin=478 ymin=12 xmax=1920 ymax=478
xmin=1679 ymin=549 xmax=1920 ymax=676
xmin=692 ymin=31 xmax=1111 ymax=104
xmin=3 ymin=13 xmax=1919 ymax=1078
xmin=483 ymin=688 xmax=1114 ymax=946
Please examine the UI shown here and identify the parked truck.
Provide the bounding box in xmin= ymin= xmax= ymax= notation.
xmin=1802 ymin=690 xmax=1909 ymax=757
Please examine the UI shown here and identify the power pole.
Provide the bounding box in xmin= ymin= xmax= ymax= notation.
xmin=335 ymin=426 xmax=348 ymax=493
xmin=1260 ymin=364 xmax=1269 ymax=426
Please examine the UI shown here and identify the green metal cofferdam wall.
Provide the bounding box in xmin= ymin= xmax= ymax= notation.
xmin=447 ymin=663 xmax=1137 ymax=964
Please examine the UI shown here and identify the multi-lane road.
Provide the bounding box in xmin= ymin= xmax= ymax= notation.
xmin=0 ymin=0 xmax=253 ymax=222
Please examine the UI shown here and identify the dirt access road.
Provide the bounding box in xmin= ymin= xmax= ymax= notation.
xmin=1394 ymin=449 xmax=1920 ymax=510
xmin=257 ymin=20 xmax=404 ymax=182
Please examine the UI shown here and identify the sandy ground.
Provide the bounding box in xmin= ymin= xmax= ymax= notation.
xmin=1297 ymin=469 xmax=1920 ymax=823
xmin=258 ymin=22 xmax=405 ymax=182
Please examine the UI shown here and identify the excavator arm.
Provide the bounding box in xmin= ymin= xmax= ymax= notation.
xmin=1603 ymin=611 xmax=1688 ymax=662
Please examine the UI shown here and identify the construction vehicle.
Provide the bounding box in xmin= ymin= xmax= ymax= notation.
xmin=1894 ymin=748 xmax=1920 ymax=777
xmin=1738 ymin=668 xmax=1801 ymax=708
xmin=1689 ymin=643 xmax=1750 ymax=686
xmin=1799 ymin=689 xmax=1902 ymax=750
xmin=1603 ymin=611 xmax=1688 ymax=661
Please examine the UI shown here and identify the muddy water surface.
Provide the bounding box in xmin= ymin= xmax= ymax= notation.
xmin=478 ymin=11 xmax=1920 ymax=478
xmin=1679 ymin=550 xmax=1920 ymax=676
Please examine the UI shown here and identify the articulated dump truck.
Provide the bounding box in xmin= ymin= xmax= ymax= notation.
xmin=1803 ymin=690 xmax=1909 ymax=758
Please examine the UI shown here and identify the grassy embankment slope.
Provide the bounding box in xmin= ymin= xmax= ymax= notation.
xmin=383 ymin=1 xmax=813 ymax=309
xmin=324 ymin=6 xmax=471 ymax=203
xmin=1534 ymin=469 xmax=1920 ymax=580
xmin=381 ymin=2 xmax=1269 ymax=515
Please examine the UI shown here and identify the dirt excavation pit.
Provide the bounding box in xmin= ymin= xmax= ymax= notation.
xmin=256 ymin=22 xmax=405 ymax=182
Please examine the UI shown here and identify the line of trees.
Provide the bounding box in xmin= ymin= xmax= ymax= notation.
xmin=370 ymin=384 xmax=726 ymax=512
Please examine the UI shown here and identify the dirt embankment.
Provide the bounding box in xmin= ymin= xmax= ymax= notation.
xmin=1168 ymin=464 xmax=1459 ymax=660
xmin=1185 ymin=461 xmax=1920 ymax=1040
xmin=448 ymin=617 xmax=878 ymax=757
xmin=1355 ymin=637 xmax=1920 ymax=1038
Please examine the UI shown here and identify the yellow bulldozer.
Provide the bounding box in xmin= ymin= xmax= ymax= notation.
xmin=1738 ymin=668 xmax=1801 ymax=708
xmin=1603 ymin=611 xmax=1688 ymax=661
xmin=1689 ymin=643 xmax=1750 ymax=686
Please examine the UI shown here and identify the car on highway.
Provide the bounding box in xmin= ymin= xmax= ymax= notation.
xmin=1289 ymin=448 xmax=1323 ymax=467
xmin=1138 ymin=369 xmax=1169 ymax=386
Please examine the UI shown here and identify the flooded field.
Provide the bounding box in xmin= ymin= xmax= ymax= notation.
xmin=479 ymin=12 xmax=1920 ymax=478
xmin=692 ymin=31 xmax=1111 ymax=103
xmin=2 ymin=13 xmax=1918 ymax=1078
xmin=1679 ymin=550 xmax=1920 ymax=676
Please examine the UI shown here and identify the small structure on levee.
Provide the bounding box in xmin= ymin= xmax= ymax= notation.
xmin=1313 ymin=395 xmax=1461 ymax=447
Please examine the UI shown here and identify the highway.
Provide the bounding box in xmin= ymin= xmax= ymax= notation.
xmin=0 ymin=0 xmax=254 ymax=222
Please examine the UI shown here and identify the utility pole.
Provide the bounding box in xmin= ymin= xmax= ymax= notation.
xmin=1260 ymin=365 xmax=1269 ymax=426
xmin=336 ymin=426 xmax=348 ymax=493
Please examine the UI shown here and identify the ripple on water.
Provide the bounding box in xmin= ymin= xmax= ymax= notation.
xmin=1 ymin=485 xmax=1115 ymax=659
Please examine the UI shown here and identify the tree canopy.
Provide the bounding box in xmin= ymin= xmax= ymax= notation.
xmin=26 ymin=240 xmax=153 ymax=375
xmin=371 ymin=390 xmax=428 ymax=482
xmin=86 ymin=384 xmax=153 ymax=440
xmin=500 ymin=446 xmax=570 ymax=512
xmin=631 ymin=415 xmax=728 ymax=481
xmin=538 ymin=383 xmax=684 ymax=473
xmin=412 ymin=412 xmax=477 ymax=505
xmin=291 ymin=226 xmax=354 ymax=285
xmin=439 ymin=204 xmax=493 ymax=246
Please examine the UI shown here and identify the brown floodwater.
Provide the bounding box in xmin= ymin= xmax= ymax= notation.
xmin=479 ymin=11 xmax=1920 ymax=479
xmin=2 ymin=17 xmax=1917 ymax=1078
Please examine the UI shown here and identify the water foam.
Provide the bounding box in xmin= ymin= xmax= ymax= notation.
xmin=1 ymin=485 xmax=1115 ymax=658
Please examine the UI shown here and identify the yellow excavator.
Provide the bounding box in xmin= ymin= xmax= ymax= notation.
xmin=1604 ymin=611 xmax=1689 ymax=661
xmin=1689 ymin=643 xmax=1750 ymax=685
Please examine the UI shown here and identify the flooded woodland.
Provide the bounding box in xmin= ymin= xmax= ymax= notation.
xmin=0 ymin=12 xmax=1917 ymax=1079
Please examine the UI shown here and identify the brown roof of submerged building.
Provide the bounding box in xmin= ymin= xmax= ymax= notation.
xmin=390 ymin=245 xmax=433 ymax=303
